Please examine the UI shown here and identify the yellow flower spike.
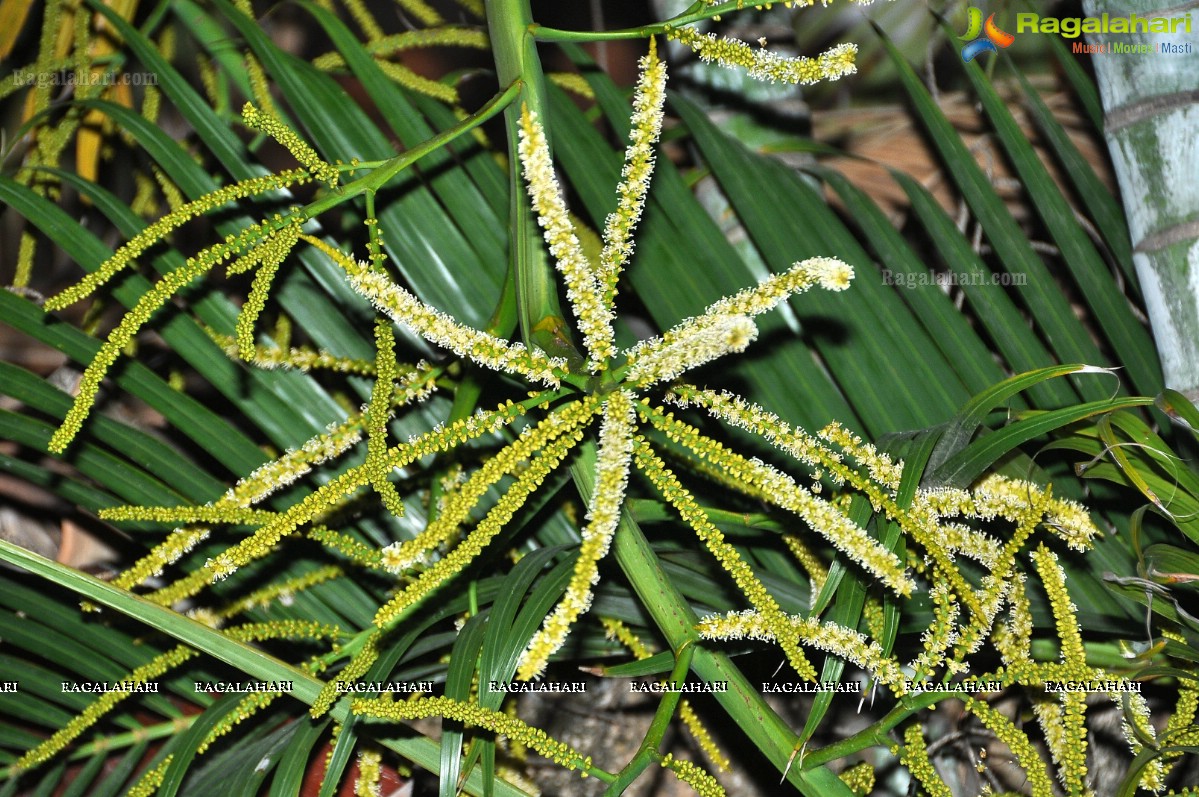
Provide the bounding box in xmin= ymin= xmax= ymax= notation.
xmin=640 ymin=407 xmax=914 ymax=596
xmin=140 ymin=401 xmax=528 ymax=608
xmin=669 ymin=384 xmax=842 ymax=471
xmin=670 ymin=386 xmax=892 ymax=497
xmin=697 ymin=610 xmax=907 ymax=695
xmin=633 ymin=439 xmax=817 ymax=680
xmin=452 ymin=0 xmax=483 ymax=16
xmin=782 ymin=535 xmax=827 ymax=598
xmin=217 ymin=564 xmax=343 ymax=619
xmin=302 ymin=234 xmax=367 ymax=277
xmin=962 ymin=474 xmax=1099 ymax=552
xmin=518 ymin=106 xmax=614 ymax=371
xmin=198 ymin=691 xmax=282 ymax=754
xmin=47 ymin=216 xmax=316 ymax=454
xmin=677 ymin=702 xmax=731 ymax=773
xmin=224 ymin=414 xmax=366 ymax=507
xmin=1030 ymin=699 xmax=1069 ymax=786
xmin=364 ymin=319 xmax=406 ymax=517
xmin=45 ymin=173 xmax=307 ymax=311
xmin=1030 ymin=545 xmax=1087 ymax=675
xmin=242 ymin=103 xmax=339 ymax=186
xmin=374 ymin=404 xmax=595 ymax=628
xmin=229 ymin=400 xmax=527 ymax=569
xmin=602 ymin=617 xmax=651 ymax=657
xmin=308 ymin=526 xmax=386 ymax=570
xmin=816 ymin=420 xmax=902 ymax=490
xmin=374 ymin=60 xmax=459 ymax=104
xmin=339 ymin=0 xmax=384 ymax=40
xmin=112 ymin=527 xmax=211 ymax=591
xmin=381 ymin=396 xmax=600 ymax=574
xmin=898 ymin=724 xmax=952 ymax=797
xmin=245 ymin=54 xmax=279 ymax=119
xmin=355 ymin=748 xmax=383 ymax=797
xmin=313 ymin=27 xmax=489 ymax=71
xmin=1165 ymin=678 xmax=1199 ymax=768
xmin=350 ymin=268 xmax=566 ymax=387
xmin=397 ymin=0 xmax=443 ymax=25
xmin=150 ymin=164 xmax=185 ymax=212
xmin=225 ymin=619 xmax=343 ymax=643
xmin=235 ymin=224 xmax=302 ymax=362
xmin=707 ymin=256 xmax=854 ymax=315
xmin=125 ymin=757 xmax=172 ymax=797
xmin=839 ymin=762 xmax=875 ymax=796
xmin=935 ymin=522 xmax=1001 ymax=569
xmin=547 ymin=71 xmax=596 ymax=100
xmin=312 ymin=630 xmax=382 ymax=718
xmin=659 ymin=754 xmax=725 ymax=797
xmin=351 ymin=696 xmax=597 ymax=774
xmin=1053 ymin=690 xmax=1089 ymax=795
xmin=993 ymin=573 xmax=1034 ymax=672
xmin=667 ymin=26 xmax=858 ymax=86
xmin=100 ymin=505 xmax=277 ymax=525
xmin=13 ymin=645 xmax=197 ymax=771
xmin=964 ymin=696 xmax=1056 ymax=797
xmin=1115 ymin=690 xmax=1166 ymax=791
xmin=518 ymin=391 xmax=636 ymax=679
xmin=908 ymin=583 xmax=959 ymax=680
xmin=626 ymin=315 xmax=759 ymax=387
xmin=197 ymin=55 xmax=221 ymax=106
xmin=862 ymin=595 xmax=886 ymax=641
xmin=207 ymin=330 xmax=379 ymax=374
xmin=599 ymin=39 xmax=666 ymax=305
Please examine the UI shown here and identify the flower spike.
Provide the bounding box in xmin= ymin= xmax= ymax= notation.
xmin=599 ymin=38 xmax=667 ymax=301
xmin=518 ymin=106 xmax=614 ymax=371
xmin=350 ymin=268 xmax=566 ymax=387
xmin=518 ymin=390 xmax=636 ymax=679
xmin=667 ymin=27 xmax=858 ymax=86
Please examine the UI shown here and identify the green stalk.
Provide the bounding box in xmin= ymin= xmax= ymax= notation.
xmin=486 ymin=0 xmax=580 ymax=365
xmin=800 ymin=691 xmax=946 ymax=769
xmin=602 ymin=643 xmax=696 ymax=795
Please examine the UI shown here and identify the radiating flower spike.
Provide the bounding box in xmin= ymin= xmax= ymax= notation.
xmin=625 ymin=314 xmax=758 ymax=387
xmin=350 ymin=268 xmax=566 ymax=387
xmin=364 ymin=319 xmax=406 ymax=517
xmin=518 ymin=390 xmax=636 ymax=679
xmin=667 ymin=27 xmax=858 ymax=86
xmin=599 ymin=38 xmax=667 ymax=303
xmin=242 ymin=102 xmax=339 ymax=186
xmin=234 ymin=223 xmax=301 ymax=362
xmin=518 ymin=106 xmax=614 ymax=371
xmin=627 ymin=257 xmax=852 ymax=387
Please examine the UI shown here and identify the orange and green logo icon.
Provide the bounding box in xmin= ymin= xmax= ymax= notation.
xmin=960 ymin=7 xmax=1015 ymax=61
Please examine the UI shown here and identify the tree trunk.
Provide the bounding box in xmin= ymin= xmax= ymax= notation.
xmin=1085 ymin=0 xmax=1199 ymax=397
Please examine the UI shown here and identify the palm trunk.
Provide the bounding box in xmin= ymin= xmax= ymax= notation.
xmin=1084 ymin=0 xmax=1199 ymax=397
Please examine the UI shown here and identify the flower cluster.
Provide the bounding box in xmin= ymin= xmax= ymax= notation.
xmin=666 ymin=26 xmax=858 ymax=85
xmin=516 ymin=38 xmax=667 ymax=372
xmin=352 ymin=696 xmax=596 ymax=774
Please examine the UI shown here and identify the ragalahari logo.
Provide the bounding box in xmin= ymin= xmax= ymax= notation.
xmin=960 ymin=7 xmax=1016 ymax=61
